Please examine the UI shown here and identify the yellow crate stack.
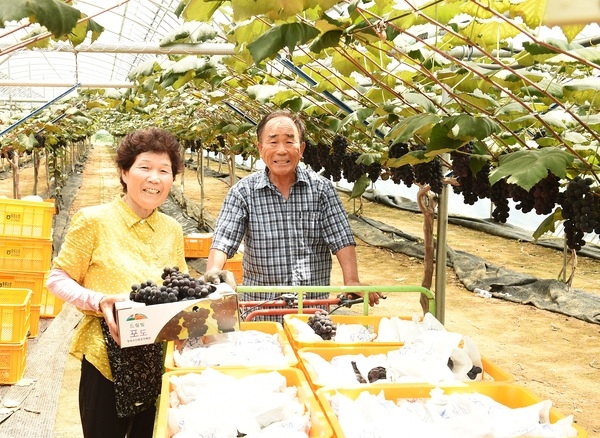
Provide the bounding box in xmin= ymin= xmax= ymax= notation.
xmin=0 ymin=198 xmax=57 ymax=340
xmin=0 ymin=288 xmax=32 ymax=384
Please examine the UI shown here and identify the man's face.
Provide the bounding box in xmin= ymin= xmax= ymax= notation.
xmin=258 ymin=116 xmax=305 ymax=178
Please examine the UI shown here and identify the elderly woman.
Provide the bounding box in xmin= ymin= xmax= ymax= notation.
xmin=46 ymin=128 xmax=187 ymax=437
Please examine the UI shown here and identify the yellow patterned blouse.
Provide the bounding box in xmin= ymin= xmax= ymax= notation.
xmin=52 ymin=195 xmax=187 ymax=380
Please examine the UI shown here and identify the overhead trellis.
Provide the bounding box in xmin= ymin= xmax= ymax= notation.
xmin=1 ymin=0 xmax=600 ymax=305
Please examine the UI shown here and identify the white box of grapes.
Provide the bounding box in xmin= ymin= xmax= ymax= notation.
xmin=115 ymin=283 xmax=239 ymax=348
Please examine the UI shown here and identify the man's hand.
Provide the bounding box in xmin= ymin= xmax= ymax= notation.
xmin=348 ymin=292 xmax=385 ymax=306
xmin=99 ymin=294 xmax=127 ymax=346
xmin=203 ymin=269 xmax=237 ymax=290
xmin=345 ymin=282 xmax=386 ymax=307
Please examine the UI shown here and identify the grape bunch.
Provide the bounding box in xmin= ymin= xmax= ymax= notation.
xmin=490 ymin=179 xmax=511 ymax=223
xmin=302 ymin=139 xmax=322 ymax=172
xmin=129 ymin=266 xmax=217 ymax=305
xmin=414 ymin=158 xmax=444 ymax=194
xmin=467 ymin=365 xmax=483 ymax=380
xmin=388 ymin=142 xmax=414 ymax=187
xmin=341 ymin=152 xmax=364 ymax=183
xmin=155 ymin=306 xmax=211 ymax=341
xmin=558 ymin=176 xmax=600 ymax=251
xmin=509 ymin=172 xmax=560 ymax=215
xmin=367 ymin=366 xmax=387 ymax=383
xmin=307 ymin=310 xmax=336 ymax=340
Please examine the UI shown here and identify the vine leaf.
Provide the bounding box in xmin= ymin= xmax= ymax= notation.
xmin=0 ymin=0 xmax=102 ymax=42
xmin=489 ymin=148 xmax=574 ymax=191
xmin=427 ymin=115 xmax=501 ymax=155
xmin=350 ymin=175 xmax=371 ymax=199
xmin=160 ymin=22 xmax=217 ymax=45
xmin=179 ymin=0 xmax=224 ymax=22
xmin=310 ymin=29 xmax=343 ymax=53
xmin=509 ymin=0 xmax=546 ymax=29
xmin=533 ymin=208 xmax=563 ymax=240
xmin=247 ymin=23 xmax=320 ymax=64
xmin=443 ymin=114 xmax=501 ymax=140
xmin=387 ymin=113 xmax=440 ymax=145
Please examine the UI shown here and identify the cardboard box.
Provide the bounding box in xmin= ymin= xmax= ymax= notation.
xmin=115 ymin=285 xmax=240 ymax=348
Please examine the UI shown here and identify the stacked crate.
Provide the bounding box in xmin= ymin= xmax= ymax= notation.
xmin=0 ymin=198 xmax=57 ymax=339
xmin=0 ymin=288 xmax=32 ymax=384
xmin=184 ymin=232 xmax=243 ymax=283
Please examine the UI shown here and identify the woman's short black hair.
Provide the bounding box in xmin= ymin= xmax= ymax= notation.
xmin=115 ymin=128 xmax=183 ymax=192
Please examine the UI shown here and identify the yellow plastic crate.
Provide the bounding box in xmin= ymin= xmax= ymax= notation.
xmin=283 ymin=314 xmax=415 ymax=351
xmin=0 ymin=198 xmax=54 ymax=239
xmin=164 ymin=320 xmax=297 ymax=372
xmin=316 ymin=382 xmax=588 ymax=438
xmin=296 ymin=345 xmax=514 ymax=391
xmin=223 ymin=253 xmax=243 ymax=283
xmin=40 ymin=284 xmax=64 ymax=318
xmin=29 ymin=305 xmax=40 ymax=338
xmin=0 ymin=237 xmax=53 ymax=272
xmin=156 ymin=367 xmax=332 ymax=438
xmin=0 ymin=288 xmax=32 ymax=343
xmin=0 ymin=270 xmax=45 ymax=307
xmin=183 ymin=233 xmax=213 ymax=258
xmin=0 ymin=338 xmax=28 ymax=384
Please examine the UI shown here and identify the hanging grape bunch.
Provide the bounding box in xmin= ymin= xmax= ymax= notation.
xmin=490 ymin=179 xmax=511 ymax=224
xmin=558 ymin=176 xmax=600 ymax=251
xmin=341 ymin=151 xmax=364 ymax=183
xmin=388 ymin=142 xmax=414 ymax=187
xmin=413 ymin=148 xmax=444 ymax=195
xmin=313 ymin=134 xmax=346 ymax=182
xmin=307 ymin=310 xmax=336 ymax=340
xmin=451 ymin=144 xmax=478 ymax=205
xmin=509 ymin=172 xmax=560 ymax=216
xmin=302 ymin=139 xmax=322 ymax=172
xmin=451 ymin=143 xmax=494 ymax=206
xmin=129 ymin=266 xmax=217 ymax=305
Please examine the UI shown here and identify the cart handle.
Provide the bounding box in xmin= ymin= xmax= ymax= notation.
xmin=236 ymin=285 xmax=435 ymax=316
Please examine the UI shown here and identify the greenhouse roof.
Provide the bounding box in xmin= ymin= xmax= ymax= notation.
xmin=0 ymin=1 xmax=234 ymax=113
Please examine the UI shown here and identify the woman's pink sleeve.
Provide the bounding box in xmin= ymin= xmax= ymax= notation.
xmin=46 ymin=268 xmax=104 ymax=312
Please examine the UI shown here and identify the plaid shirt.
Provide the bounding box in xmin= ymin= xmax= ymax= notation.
xmin=211 ymin=166 xmax=356 ymax=315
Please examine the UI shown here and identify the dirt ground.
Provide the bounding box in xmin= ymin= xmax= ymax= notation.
xmin=3 ymin=144 xmax=599 ymax=437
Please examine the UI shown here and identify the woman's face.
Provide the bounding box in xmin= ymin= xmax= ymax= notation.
xmin=121 ymin=151 xmax=174 ymax=218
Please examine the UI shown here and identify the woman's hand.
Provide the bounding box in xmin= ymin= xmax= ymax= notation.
xmin=98 ymin=294 xmax=127 ymax=346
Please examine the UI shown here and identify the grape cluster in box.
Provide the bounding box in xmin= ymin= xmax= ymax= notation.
xmin=115 ymin=266 xmax=240 ymax=348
